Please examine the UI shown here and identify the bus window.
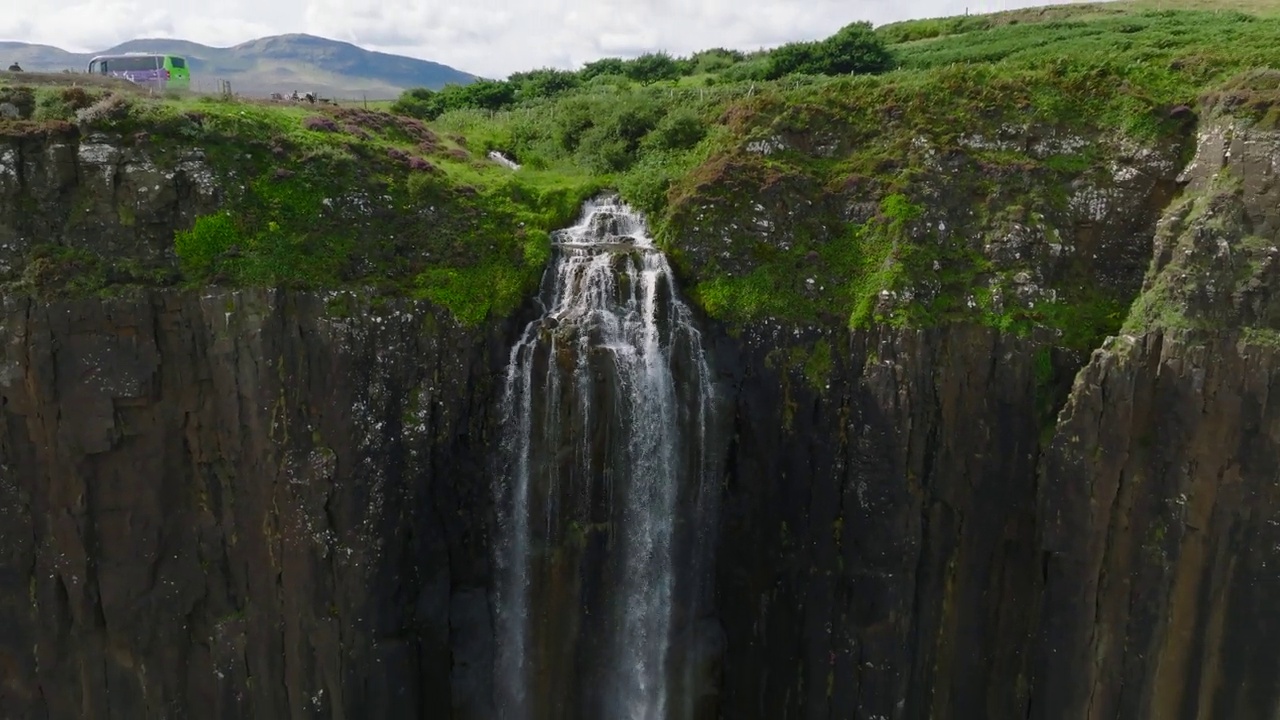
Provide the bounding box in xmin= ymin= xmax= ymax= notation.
xmin=109 ymin=56 xmax=160 ymax=72
xmin=169 ymin=56 xmax=186 ymax=69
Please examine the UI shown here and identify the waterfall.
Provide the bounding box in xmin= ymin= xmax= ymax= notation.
xmin=494 ymin=196 xmax=719 ymax=720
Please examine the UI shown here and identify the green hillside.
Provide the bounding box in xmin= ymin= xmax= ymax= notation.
xmin=0 ymin=34 xmax=474 ymax=98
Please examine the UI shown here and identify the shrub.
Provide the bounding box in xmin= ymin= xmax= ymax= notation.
xmin=510 ymin=68 xmax=580 ymax=100
xmin=580 ymin=57 xmax=628 ymax=80
xmin=392 ymin=87 xmax=444 ymax=120
xmin=721 ymin=57 xmax=772 ymax=82
xmin=624 ymin=52 xmax=684 ymax=84
xmin=644 ymin=107 xmax=706 ymax=152
xmin=61 ymin=87 xmax=93 ymax=111
xmin=446 ymin=79 xmax=517 ymax=111
xmin=407 ymin=156 xmax=436 ymax=172
xmin=767 ymin=22 xmax=894 ymax=79
xmin=0 ymin=86 xmax=35 ymax=119
xmin=303 ymin=115 xmax=339 ymax=132
xmin=74 ymin=94 xmax=130 ymax=126
xmin=690 ymin=48 xmax=747 ymax=74
xmin=571 ymin=93 xmax=666 ymax=172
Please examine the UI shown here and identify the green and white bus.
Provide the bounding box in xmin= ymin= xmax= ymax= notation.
xmin=87 ymin=53 xmax=190 ymax=90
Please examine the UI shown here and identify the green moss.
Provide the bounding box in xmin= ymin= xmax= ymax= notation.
xmin=848 ymin=194 xmax=924 ymax=327
xmin=1042 ymin=152 xmax=1095 ymax=174
xmin=1032 ymin=346 xmax=1064 ymax=443
xmin=400 ymin=385 xmax=424 ymax=427
xmin=1241 ymin=327 xmax=1280 ymax=348
xmin=175 ymin=212 xmax=240 ymax=278
xmin=17 ymin=245 xmax=106 ymax=295
xmin=689 ymin=193 xmax=926 ymax=328
xmin=414 ymin=263 xmax=525 ymax=326
xmin=803 ymin=339 xmax=834 ymax=389
xmin=763 ymin=338 xmax=837 ymax=393
xmin=116 ymin=202 xmax=136 ymax=227
xmin=1121 ymin=173 xmax=1277 ymax=341
xmin=694 ymin=267 xmax=799 ymax=321
xmin=324 ymin=293 xmax=354 ymax=318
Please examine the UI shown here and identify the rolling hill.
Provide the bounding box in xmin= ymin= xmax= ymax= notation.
xmin=0 ymin=34 xmax=475 ymax=99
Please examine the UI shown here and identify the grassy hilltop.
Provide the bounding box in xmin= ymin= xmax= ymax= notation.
xmin=3 ymin=0 xmax=1280 ymax=345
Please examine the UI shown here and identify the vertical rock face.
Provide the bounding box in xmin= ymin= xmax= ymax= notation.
xmin=713 ymin=325 xmax=1280 ymax=720
xmin=1030 ymin=119 xmax=1280 ymax=720
xmin=0 ymin=131 xmax=221 ymax=275
xmin=713 ymin=325 xmax=1056 ymax=720
xmin=1034 ymin=334 xmax=1280 ymax=720
xmin=0 ymin=290 xmax=503 ymax=720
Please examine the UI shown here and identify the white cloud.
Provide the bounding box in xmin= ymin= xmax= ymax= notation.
xmin=1 ymin=0 xmax=1101 ymax=77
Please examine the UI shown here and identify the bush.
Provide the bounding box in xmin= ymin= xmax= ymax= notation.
xmin=393 ymin=80 xmax=518 ymax=120
xmin=392 ymin=87 xmax=444 ymax=120
xmin=303 ymin=115 xmax=339 ymax=132
xmin=0 ymin=86 xmax=36 ymax=119
xmin=721 ymin=57 xmax=772 ymax=82
xmin=32 ymin=86 xmax=94 ymax=121
xmin=61 ymin=87 xmax=93 ymax=111
xmin=572 ymin=94 xmax=666 ymax=172
xmin=624 ymin=52 xmax=685 ymax=84
xmin=644 ymin=107 xmax=706 ymax=151
xmin=448 ymin=79 xmax=517 ymax=111
xmin=767 ymin=21 xmax=894 ymax=79
xmin=876 ymin=15 xmax=993 ymax=44
xmin=510 ymin=68 xmax=580 ymax=100
xmin=581 ymin=57 xmax=628 ymax=80
xmin=690 ymin=48 xmax=747 ymax=74
xmin=74 ymin=94 xmax=131 ymax=126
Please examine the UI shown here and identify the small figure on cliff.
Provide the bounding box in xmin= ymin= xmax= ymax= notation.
xmin=7 ymin=62 xmax=21 ymax=72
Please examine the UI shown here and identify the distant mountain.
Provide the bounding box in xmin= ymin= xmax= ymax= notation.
xmin=0 ymin=34 xmax=475 ymax=99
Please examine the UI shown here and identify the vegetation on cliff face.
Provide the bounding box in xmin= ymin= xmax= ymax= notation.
xmin=1 ymin=84 xmax=603 ymax=323
xmin=1121 ymin=69 xmax=1280 ymax=345
xmin=4 ymin=2 xmax=1280 ymax=333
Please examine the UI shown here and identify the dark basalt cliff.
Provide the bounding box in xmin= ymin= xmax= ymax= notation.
xmin=0 ymin=291 xmax=507 ymax=719
xmin=716 ymin=328 xmax=1279 ymax=720
xmin=0 ymin=118 xmax=1277 ymax=720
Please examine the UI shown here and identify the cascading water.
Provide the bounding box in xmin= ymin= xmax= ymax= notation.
xmin=493 ymin=196 xmax=720 ymax=720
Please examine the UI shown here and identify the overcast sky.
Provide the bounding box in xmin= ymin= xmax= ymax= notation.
xmin=2 ymin=0 xmax=1091 ymax=78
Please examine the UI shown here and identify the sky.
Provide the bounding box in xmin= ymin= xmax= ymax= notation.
xmin=1 ymin=0 xmax=1091 ymax=78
